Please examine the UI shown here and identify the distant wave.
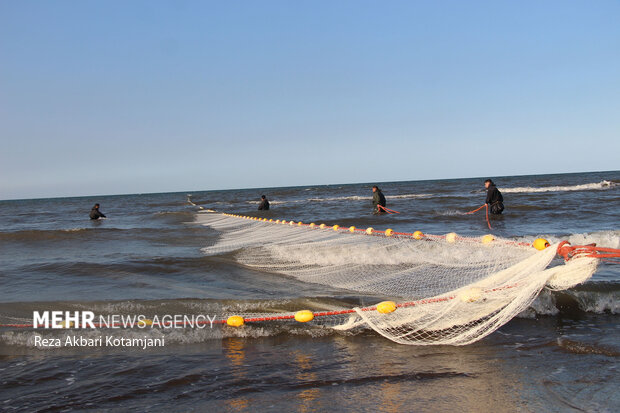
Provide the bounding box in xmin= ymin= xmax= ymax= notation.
xmin=245 ymin=200 xmax=291 ymax=205
xmin=387 ymin=193 xmax=434 ymax=199
xmin=307 ymin=196 xmax=367 ymax=202
xmin=501 ymin=180 xmax=616 ymax=194
xmin=307 ymin=194 xmax=432 ymax=202
xmin=153 ymin=211 xmax=194 ymax=217
xmin=0 ymin=228 xmax=92 ymax=241
xmin=243 ymin=193 xmax=433 ymax=205
xmin=0 ymin=227 xmax=174 ymax=242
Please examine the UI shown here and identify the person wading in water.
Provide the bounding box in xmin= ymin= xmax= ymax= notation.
xmin=485 ymin=179 xmax=504 ymax=215
xmin=89 ymin=203 xmax=106 ymax=220
xmin=258 ymin=195 xmax=270 ymax=211
xmin=372 ymin=186 xmax=386 ymax=214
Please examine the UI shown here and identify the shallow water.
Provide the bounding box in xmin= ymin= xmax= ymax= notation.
xmin=0 ymin=171 xmax=618 ymax=411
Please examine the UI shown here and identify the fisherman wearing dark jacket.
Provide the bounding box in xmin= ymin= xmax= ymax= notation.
xmin=258 ymin=195 xmax=270 ymax=211
xmin=485 ymin=180 xmax=504 ymax=215
xmin=372 ymin=186 xmax=387 ymax=214
xmin=89 ymin=203 xmax=106 ymax=219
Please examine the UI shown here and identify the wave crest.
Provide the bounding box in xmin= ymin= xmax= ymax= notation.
xmin=501 ymin=180 xmax=616 ymax=194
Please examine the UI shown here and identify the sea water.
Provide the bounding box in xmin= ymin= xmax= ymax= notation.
xmin=0 ymin=171 xmax=618 ymax=411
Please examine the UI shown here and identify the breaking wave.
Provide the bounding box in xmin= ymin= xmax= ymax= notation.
xmin=243 ymin=193 xmax=433 ymax=205
xmin=520 ymin=282 xmax=620 ymax=317
xmin=307 ymin=194 xmax=432 ymax=202
xmin=501 ymin=180 xmax=617 ymax=194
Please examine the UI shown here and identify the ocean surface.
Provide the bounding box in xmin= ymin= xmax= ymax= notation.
xmin=0 ymin=171 xmax=619 ymax=412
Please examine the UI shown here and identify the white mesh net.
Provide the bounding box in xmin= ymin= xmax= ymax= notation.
xmin=197 ymin=212 xmax=598 ymax=345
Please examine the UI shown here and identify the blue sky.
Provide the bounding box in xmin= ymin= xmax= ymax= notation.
xmin=1 ymin=1 xmax=618 ymax=200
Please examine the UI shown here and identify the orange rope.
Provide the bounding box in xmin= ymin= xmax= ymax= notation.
xmin=557 ymin=241 xmax=620 ymax=261
xmin=377 ymin=205 xmax=401 ymax=214
xmin=466 ymin=205 xmax=486 ymax=214
xmin=466 ymin=204 xmax=492 ymax=229
xmin=485 ymin=203 xmax=492 ymax=230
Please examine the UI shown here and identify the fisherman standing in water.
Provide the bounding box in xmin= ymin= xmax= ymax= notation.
xmin=258 ymin=195 xmax=270 ymax=210
xmin=372 ymin=186 xmax=387 ymax=214
xmin=485 ymin=179 xmax=504 ymax=214
xmin=89 ymin=203 xmax=106 ymax=220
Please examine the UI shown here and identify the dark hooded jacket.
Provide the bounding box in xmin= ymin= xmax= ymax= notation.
xmin=258 ymin=198 xmax=270 ymax=210
xmin=485 ymin=185 xmax=504 ymax=214
xmin=90 ymin=206 xmax=106 ymax=220
xmin=372 ymin=189 xmax=386 ymax=214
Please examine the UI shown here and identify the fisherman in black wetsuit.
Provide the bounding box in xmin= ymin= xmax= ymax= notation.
xmin=89 ymin=203 xmax=106 ymax=220
xmin=258 ymin=195 xmax=270 ymax=211
xmin=372 ymin=186 xmax=387 ymax=214
xmin=485 ymin=179 xmax=504 ymax=215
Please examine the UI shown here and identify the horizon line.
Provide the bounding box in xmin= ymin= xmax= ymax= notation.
xmin=1 ymin=169 xmax=617 ymax=203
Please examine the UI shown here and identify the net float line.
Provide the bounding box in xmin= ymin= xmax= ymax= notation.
xmin=217 ymin=212 xmax=620 ymax=259
xmin=217 ymin=212 xmax=544 ymax=251
xmin=0 ymin=283 xmax=518 ymax=329
xmin=5 ymin=212 xmax=617 ymax=347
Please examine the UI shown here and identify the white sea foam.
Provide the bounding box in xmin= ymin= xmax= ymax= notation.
xmin=244 ymin=193 xmax=432 ymax=205
xmin=307 ymin=193 xmax=432 ymax=202
xmin=307 ymin=196 xmax=367 ymax=202
xmin=245 ymin=200 xmax=291 ymax=205
xmin=514 ymin=231 xmax=620 ymax=249
xmin=564 ymin=231 xmax=620 ymax=250
xmin=549 ymin=231 xmax=620 ymax=249
xmin=435 ymin=210 xmax=468 ymax=216
xmin=387 ymin=193 xmax=434 ymax=199
xmin=501 ymin=180 xmax=616 ymax=194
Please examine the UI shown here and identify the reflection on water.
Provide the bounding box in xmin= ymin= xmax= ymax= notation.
xmin=224 ymin=337 xmax=246 ymax=368
xmin=378 ymin=381 xmax=405 ymax=413
xmin=223 ymin=337 xmax=249 ymax=412
xmin=293 ymin=351 xmax=321 ymax=413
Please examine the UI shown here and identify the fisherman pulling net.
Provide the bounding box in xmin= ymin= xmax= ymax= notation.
xmin=196 ymin=212 xmax=618 ymax=346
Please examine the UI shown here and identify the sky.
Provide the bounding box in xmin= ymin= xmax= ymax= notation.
xmin=1 ymin=1 xmax=619 ymax=200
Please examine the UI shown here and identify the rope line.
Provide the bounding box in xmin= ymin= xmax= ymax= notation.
xmin=466 ymin=204 xmax=492 ymax=229
xmin=0 ymin=287 xmax=512 ymax=329
xmin=377 ymin=205 xmax=401 ymax=214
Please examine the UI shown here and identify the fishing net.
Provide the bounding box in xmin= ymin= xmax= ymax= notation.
xmin=196 ymin=212 xmax=599 ymax=345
